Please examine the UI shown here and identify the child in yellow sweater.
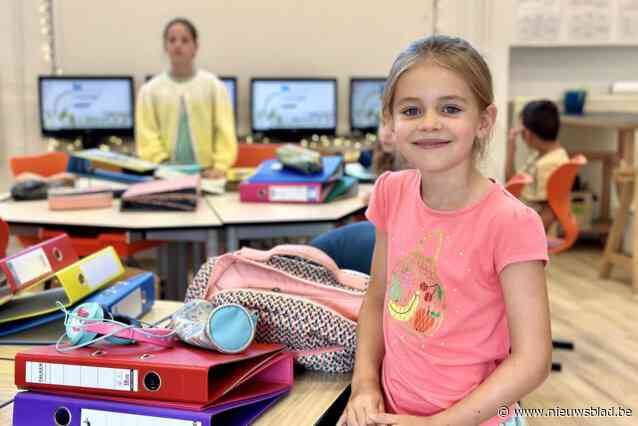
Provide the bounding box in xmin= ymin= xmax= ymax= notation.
xmin=136 ymin=18 xmax=237 ymax=178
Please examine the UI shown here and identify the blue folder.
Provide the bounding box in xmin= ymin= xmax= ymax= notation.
xmin=247 ymin=155 xmax=343 ymax=184
xmin=67 ymin=157 xmax=154 ymax=184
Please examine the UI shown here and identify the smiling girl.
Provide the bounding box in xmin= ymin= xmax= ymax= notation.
xmin=339 ymin=35 xmax=552 ymax=426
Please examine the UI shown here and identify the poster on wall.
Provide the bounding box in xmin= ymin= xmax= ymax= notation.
xmin=514 ymin=0 xmax=562 ymax=44
xmin=565 ymin=0 xmax=612 ymax=43
xmin=618 ymin=0 xmax=638 ymax=41
xmin=514 ymin=0 xmax=638 ymax=45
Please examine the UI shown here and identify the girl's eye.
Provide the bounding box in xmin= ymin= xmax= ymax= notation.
xmin=401 ymin=107 xmax=420 ymax=117
xmin=442 ymin=105 xmax=461 ymax=114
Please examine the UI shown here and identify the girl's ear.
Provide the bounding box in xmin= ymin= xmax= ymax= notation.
xmin=477 ymin=104 xmax=497 ymax=139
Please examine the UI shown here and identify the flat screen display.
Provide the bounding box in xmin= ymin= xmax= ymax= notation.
xmin=350 ymin=78 xmax=385 ymax=132
xmin=251 ymin=79 xmax=337 ymax=134
xmin=39 ymin=77 xmax=134 ymax=134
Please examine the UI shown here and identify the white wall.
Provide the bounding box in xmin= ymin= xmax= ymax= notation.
xmin=0 ymin=0 xmax=51 ymax=189
xmin=509 ymin=46 xmax=638 ymax=97
xmin=55 ymin=0 xmax=435 ymax=136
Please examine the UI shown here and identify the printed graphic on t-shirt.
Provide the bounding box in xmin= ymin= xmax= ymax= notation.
xmin=387 ymin=230 xmax=446 ymax=336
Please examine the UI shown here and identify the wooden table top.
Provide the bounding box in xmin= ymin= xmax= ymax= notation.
xmin=561 ymin=112 xmax=638 ymax=130
xmin=207 ymin=184 xmax=372 ymax=225
xmin=0 ymin=197 xmax=222 ymax=229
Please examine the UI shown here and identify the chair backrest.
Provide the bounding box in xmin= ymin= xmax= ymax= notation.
xmin=9 ymin=152 xmax=69 ymax=177
xmin=0 ymin=218 xmax=9 ymax=258
xmin=505 ymin=172 xmax=533 ymax=199
xmin=232 ymin=143 xmax=281 ymax=168
xmin=547 ymin=154 xmax=587 ymax=254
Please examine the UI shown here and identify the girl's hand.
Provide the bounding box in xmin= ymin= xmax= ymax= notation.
xmin=337 ymin=382 xmax=385 ymax=426
xmin=202 ymin=168 xmax=226 ymax=179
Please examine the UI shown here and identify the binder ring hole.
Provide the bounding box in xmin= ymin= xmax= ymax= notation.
xmin=53 ymin=247 xmax=63 ymax=261
xmin=78 ymin=273 xmax=85 ymax=285
xmin=54 ymin=406 xmax=71 ymax=426
xmin=144 ymin=371 xmax=162 ymax=392
xmin=140 ymin=353 xmax=154 ymax=360
xmin=91 ymin=350 xmax=105 ymax=357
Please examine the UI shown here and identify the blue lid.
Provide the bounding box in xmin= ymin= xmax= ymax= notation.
xmin=208 ymin=305 xmax=255 ymax=353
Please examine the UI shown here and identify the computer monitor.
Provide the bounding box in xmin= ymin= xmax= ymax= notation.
xmin=251 ymin=78 xmax=337 ymax=140
xmin=38 ymin=76 xmax=135 ymax=146
xmin=350 ymin=77 xmax=386 ymax=134
xmin=219 ymin=76 xmax=237 ymax=116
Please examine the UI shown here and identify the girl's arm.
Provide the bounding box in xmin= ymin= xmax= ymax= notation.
xmin=339 ymin=228 xmax=389 ymax=426
xmin=372 ymin=260 xmax=551 ymax=426
xmin=435 ymin=260 xmax=552 ymax=426
xmin=209 ymin=80 xmax=238 ymax=173
xmin=136 ymin=86 xmax=169 ymax=164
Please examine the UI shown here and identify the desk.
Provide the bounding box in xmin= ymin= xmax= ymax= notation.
xmin=208 ymin=184 xmax=372 ymax=251
xmin=0 ymin=301 xmax=351 ymax=425
xmin=0 ymin=187 xmax=371 ymax=298
xmin=561 ymin=112 xmax=638 ymax=224
xmin=0 ymin=198 xmax=223 ymax=300
xmin=561 ymin=112 xmax=638 ymax=289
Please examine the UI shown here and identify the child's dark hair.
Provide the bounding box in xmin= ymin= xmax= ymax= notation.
xmin=520 ymin=100 xmax=560 ymax=142
xmin=163 ymin=18 xmax=198 ymax=44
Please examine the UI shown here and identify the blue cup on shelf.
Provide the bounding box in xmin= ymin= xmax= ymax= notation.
xmin=564 ymin=90 xmax=587 ymax=115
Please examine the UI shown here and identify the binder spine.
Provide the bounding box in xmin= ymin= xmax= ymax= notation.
xmin=239 ymin=182 xmax=323 ymax=203
xmin=15 ymin=354 xmax=208 ymax=403
xmin=0 ymin=234 xmax=78 ymax=293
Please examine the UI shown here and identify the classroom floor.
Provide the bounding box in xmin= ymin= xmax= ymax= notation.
xmin=524 ymin=241 xmax=637 ymax=425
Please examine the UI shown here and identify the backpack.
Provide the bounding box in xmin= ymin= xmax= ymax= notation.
xmin=185 ymin=245 xmax=369 ymax=373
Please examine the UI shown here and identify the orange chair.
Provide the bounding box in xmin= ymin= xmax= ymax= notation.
xmin=9 ymin=151 xmax=69 ymax=177
xmin=505 ymin=172 xmax=533 ymax=199
xmin=546 ymin=154 xmax=587 ymax=254
xmin=8 ymin=152 xmax=163 ymax=260
xmin=0 ymin=218 xmax=9 ymax=258
xmin=543 ymin=154 xmax=587 ymax=372
xmin=233 ymin=143 xmax=282 ymax=168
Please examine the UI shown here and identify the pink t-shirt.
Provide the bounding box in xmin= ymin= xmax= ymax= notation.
xmin=366 ymin=170 xmax=548 ymax=426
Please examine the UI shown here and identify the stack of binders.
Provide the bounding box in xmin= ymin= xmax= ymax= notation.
xmin=0 ymin=235 xmax=158 ymax=345
xmin=3 ymin=235 xmax=294 ymax=424
xmin=13 ymin=341 xmax=293 ymax=425
xmin=239 ymin=155 xmax=358 ymax=203
xmin=67 ymin=149 xmax=157 ymax=184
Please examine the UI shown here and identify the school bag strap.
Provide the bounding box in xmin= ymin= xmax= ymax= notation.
xmin=237 ymin=245 xmax=368 ymax=291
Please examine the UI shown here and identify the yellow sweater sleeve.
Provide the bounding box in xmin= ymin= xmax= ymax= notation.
xmin=211 ymin=81 xmax=238 ymax=171
xmin=136 ymin=85 xmax=170 ymax=164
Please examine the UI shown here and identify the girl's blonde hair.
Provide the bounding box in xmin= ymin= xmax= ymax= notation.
xmin=381 ymin=35 xmax=494 ymax=158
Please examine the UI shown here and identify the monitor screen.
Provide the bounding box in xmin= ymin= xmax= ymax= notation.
xmin=251 ymin=78 xmax=337 ymax=137
xmin=350 ymin=78 xmax=386 ymax=133
xmin=220 ymin=76 xmax=237 ymax=113
xmin=39 ymin=76 xmax=134 ymax=138
xmin=220 ymin=76 xmax=238 ymax=128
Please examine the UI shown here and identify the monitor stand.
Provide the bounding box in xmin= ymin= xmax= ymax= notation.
xmin=80 ymin=133 xmax=103 ymax=149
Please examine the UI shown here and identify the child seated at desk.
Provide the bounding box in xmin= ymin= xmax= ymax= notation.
xmin=310 ymin=118 xmax=406 ymax=274
xmin=505 ymin=99 xmax=569 ymax=229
